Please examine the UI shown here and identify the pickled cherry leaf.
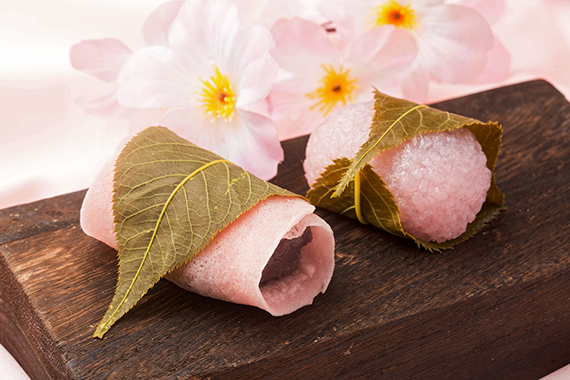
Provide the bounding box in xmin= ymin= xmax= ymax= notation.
xmin=309 ymin=91 xmax=504 ymax=251
xmin=307 ymin=158 xmax=409 ymax=239
xmin=336 ymin=90 xmax=484 ymax=196
xmin=94 ymin=127 xmax=296 ymax=338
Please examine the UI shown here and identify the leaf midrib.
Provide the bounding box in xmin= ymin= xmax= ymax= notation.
xmin=96 ymin=158 xmax=231 ymax=336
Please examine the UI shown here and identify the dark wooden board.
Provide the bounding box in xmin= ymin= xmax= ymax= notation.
xmin=1 ymin=80 xmax=569 ymax=380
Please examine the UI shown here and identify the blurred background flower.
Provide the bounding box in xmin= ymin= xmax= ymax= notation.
xmin=70 ymin=0 xmax=511 ymax=152
xmin=317 ymin=0 xmax=508 ymax=102
xmin=269 ymin=17 xmax=417 ymax=139
xmin=2 ymin=0 xmax=570 ymax=378
xmin=1 ymin=0 xmax=569 ymax=208
xmin=72 ymin=0 xmax=284 ymax=179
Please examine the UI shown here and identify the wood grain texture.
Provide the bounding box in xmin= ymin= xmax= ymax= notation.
xmin=1 ymin=80 xmax=569 ymax=379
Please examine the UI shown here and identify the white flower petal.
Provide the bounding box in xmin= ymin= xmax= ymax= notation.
xmin=158 ymin=108 xmax=217 ymax=149
xmin=229 ymin=25 xmax=275 ymax=76
xmin=159 ymin=108 xmax=282 ymax=180
xmin=169 ymin=0 xmax=239 ymax=66
xmin=226 ymin=25 xmax=278 ymax=107
xmin=143 ymin=1 xmax=185 ymax=46
xmin=117 ymin=46 xmax=197 ymax=109
xmin=235 ymin=55 xmax=278 ymax=108
xmin=271 ymin=17 xmax=341 ymax=76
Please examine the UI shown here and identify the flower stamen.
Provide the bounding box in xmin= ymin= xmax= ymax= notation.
xmin=197 ymin=66 xmax=236 ymax=122
xmin=369 ymin=0 xmax=418 ymax=30
xmin=306 ymin=64 xmax=359 ymax=116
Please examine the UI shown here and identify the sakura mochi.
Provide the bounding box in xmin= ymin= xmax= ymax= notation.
xmin=372 ymin=128 xmax=491 ymax=243
xmin=304 ymin=93 xmax=504 ymax=250
xmin=81 ymin=127 xmax=335 ymax=337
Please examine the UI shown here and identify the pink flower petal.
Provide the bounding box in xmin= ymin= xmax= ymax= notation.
xmin=316 ymin=2 xmax=356 ymax=49
xmin=233 ymin=0 xmax=311 ymax=29
xmin=270 ymin=19 xmax=418 ymax=139
xmin=542 ymin=0 xmax=570 ymax=48
xmin=468 ymin=36 xmax=511 ymax=84
xmin=268 ymin=76 xmax=316 ymax=120
xmin=344 ymin=25 xmax=395 ymax=65
xmin=70 ymin=39 xmax=132 ymax=83
xmin=417 ymin=4 xmax=494 ymax=83
xmin=317 ymin=0 xmax=385 ymax=39
xmin=447 ymin=0 xmax=505 ymax=24
xmin=346 ymin=27 xmax=417 ymax=76
xmin=275 ymin=107 xmax=325 ymax=141
xmin=268 ymin=77 xmax=330 ymax=140
xmin=143 ymin=0 xmax=185 ymax=46
xmin=345 ymin=27 xmax=418 ymax=101
xmin=401 ymin=61 xmax=430 ymax=104
xmin=159 ymin=108 xmax=283 ymax=180
xmin=76 ymin=91 xmax=134 ymax=119
xmin=232 ymin=109 xmax=284 ymax=179
xmin=117 ymin=45 xmax=198 ymax=109
xmin=271 ymin=17 xmax=341 ymax=76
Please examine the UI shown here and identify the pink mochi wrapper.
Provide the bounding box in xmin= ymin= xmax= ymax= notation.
xmin=81 ymin=136 xmax=335 ymax=317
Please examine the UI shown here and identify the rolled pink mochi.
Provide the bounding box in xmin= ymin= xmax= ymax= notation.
xmin=81 ymin=138 xmax=335 ymax=317
xmin=304 ymin=100 xmax=491 ymax=243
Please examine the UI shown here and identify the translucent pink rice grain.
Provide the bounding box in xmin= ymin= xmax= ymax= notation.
xmin=371 ymin=129 xmax=491 ymax=243
xmin=304 ymin=102 xmax=492 ymax=243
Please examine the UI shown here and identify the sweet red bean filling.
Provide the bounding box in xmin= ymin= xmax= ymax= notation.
xmin=259 ymin=227 xmax=313 ymax=286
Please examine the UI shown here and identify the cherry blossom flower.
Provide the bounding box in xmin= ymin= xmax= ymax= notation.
xmin=446 ymin=0 xmax=510 ymax=85
xmin=115 ymin=0 xmax=282 ymax=180
xmin=447 ymin=0 xmax=505 ymax=24
xmin=317 ymin=0 xmax=501 ymax=102
xmin=70 ymin=1 xmax=185 ymax=128
xmin=232 ymin=0 xmax=325 ymax=28
xmin=70 ymin=38 xmax=135 ymax=119
xmin=268 ymin=17 xmax=417 ymax=140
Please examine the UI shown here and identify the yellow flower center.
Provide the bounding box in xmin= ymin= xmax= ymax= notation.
xmin=197 ymin=66 xmax=236 ymax=122
xmin=306 ymin=64 xmax=359 ymax=116
xmin=369 ymin=0 xmax=418 ymax=30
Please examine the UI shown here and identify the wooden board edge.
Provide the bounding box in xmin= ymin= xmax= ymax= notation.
xmin=0 ymin=253 xmax=75 ymax=380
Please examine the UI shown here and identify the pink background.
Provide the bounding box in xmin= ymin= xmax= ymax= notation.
xmin=1 ymin=0 xmax=569 ymax=378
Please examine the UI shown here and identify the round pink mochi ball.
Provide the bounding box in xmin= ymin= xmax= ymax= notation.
xmin=304 ymin=101 xmax=492 ymax=243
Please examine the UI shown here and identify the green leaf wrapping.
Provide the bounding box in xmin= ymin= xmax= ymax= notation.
xmin=94 ymin=127 xmax=296 ymax=338
xmin=307 ymin=90 xmax=504 ymax=251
